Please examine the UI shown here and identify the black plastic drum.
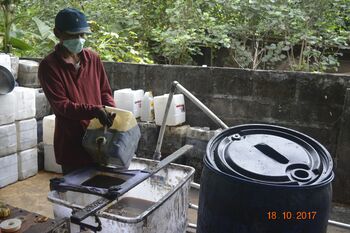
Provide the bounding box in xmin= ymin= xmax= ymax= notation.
xmin=197 ymin=124 xmax=334 ymax=233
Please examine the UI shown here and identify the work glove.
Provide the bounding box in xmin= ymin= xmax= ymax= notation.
xmin=108 ymin=112 xmax=116 ymax=123
xmin=95 ymin=107 xmax=113 ymax=128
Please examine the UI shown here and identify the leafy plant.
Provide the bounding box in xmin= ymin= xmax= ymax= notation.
xmin=226 ymin=0 xmax=350 ymax=72
xmin=0 ymin=0 xmax=31 ymax=53
xmin=86 ymin=20 xmax=153 ymax=63
xmin=7 ymin=0 xmax=350 ymax=72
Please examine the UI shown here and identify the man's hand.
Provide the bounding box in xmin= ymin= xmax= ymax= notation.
xmin=95 ymin=107 xmax=113 ymax=128
xmin=108 ymin=112 xmax=116 ymax=123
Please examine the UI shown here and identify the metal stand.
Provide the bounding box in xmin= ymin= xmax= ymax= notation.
xmin=153 ymin=81 xmax=228 ymax=160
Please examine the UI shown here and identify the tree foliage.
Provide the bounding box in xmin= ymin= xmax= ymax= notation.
xmin=0 ymin=0 xmax=349 ymax=72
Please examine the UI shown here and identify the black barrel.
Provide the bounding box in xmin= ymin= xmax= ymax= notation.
xmin=197 ymin=124 xmax=334 ymax=233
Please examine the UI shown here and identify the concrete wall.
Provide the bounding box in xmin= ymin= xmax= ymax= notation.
xmin=103 ymin=62 xmax=350 ymax=204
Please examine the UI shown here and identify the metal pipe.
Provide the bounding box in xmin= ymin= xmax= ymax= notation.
xmin=47 ymin=193 xmax=82 ymax=210
xmin=328 ymin=220 xmax=350 ymax=230
xmin=188 ymin=223 xmax=197 ymax=229
xmin=153 ymin=81 xmax=228 ymax=160
xmin=153 ymin=82 xmax=177 ymax=160
xmin=191 ymin=182 xmax=200 ymax=190
xmin=189 ymin=203 xmax=198 ymax=210
xmin=174 ymin=81 xmax=229 ymax=129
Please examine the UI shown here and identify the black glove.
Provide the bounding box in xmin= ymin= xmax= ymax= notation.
xmin=108 ymin=112 xmax=116 ymax=123
xmin=95 ymin=107 xmax=113 ymax=128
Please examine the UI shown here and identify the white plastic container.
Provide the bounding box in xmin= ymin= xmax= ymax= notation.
xmin=35 ymin=88 xmax=51 ymax=119
xmin=16 ymin=118 xmax=37 ymax=151
xmin=0 ymin=53 xmax=12 ymax=72
xmin=0 ymin=153 xmax=18 ymax=188
xmin=0 ymin=92 xmax=15 ymax=125
xmin=140 ymin=92 xmax=154 ymax=122
xmin=42 ymin=114 xmax=61 ymax=173
xmin=18 ymin=60 xmax=40 ymax=88
xmin=44 ymin=143 xmax=62 ymax=173
xmin=114 ymin=89 xmax=144 ymax=118
xmin=13 ymin=86 xmax=36 ymax=120
xmin=19 ymin=60 xmax=39 ymax=73
xmin=17 ymin=147 xmax=38 ymax=180
xmin=43 ymin=114 xmax=55 ymax=145
xmin=48 ymin=158 xmax=194 ymax=233
xmin=0 ymin=123 xmax=17 ymax=157
xmin=154 ymin=94 xmax=186 ymax=126
xmin=10 ymin=55 xmax=19 ymax=80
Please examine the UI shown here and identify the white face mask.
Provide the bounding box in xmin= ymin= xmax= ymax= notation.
xmin=62 ymin=37 xmax=86 ymax=54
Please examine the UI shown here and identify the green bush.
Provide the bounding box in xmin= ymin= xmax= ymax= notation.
xmin=0 ymin=0 xmax=348 ymax=72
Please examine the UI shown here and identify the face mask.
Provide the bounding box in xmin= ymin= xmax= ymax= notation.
xmin=62 ymin=38 xmax=86 ymax=54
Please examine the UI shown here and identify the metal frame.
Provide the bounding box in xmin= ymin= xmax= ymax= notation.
xmin=153 ymin=81 xmax=228 ymax=160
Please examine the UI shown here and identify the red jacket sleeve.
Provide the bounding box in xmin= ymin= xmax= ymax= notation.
xmin=97 ymin=57 xmax=115 ymax=107
xmin=38 ymin=59 xmax=100 ymax=120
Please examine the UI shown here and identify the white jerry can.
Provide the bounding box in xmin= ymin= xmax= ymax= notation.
xmin=114 ymin=88 xmax=144 ymax=118
xmin=154 ymin=94 xmax=186 ymax=126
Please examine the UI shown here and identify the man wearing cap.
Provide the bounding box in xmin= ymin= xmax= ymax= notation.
xmin=38 ymin=8 xmax=115 ymax=174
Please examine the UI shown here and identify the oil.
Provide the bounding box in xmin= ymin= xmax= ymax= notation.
xmin=106 ymin=197 xmax=155 ymax=217
xmin=81 ymin=175 xmax=125 ymax=189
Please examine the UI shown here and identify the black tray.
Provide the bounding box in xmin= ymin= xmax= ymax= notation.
xmin=50 ymin=166 xmax=150 ymax=199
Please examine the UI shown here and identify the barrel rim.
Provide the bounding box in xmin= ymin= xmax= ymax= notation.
xmin=205 ymin=124 xmax=334 ymax=188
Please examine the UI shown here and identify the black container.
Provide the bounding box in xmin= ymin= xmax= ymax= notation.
xmin=197 ymin=124 xmax=334 ymax=233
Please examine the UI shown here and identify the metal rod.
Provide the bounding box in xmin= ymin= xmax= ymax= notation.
xmin=174 ymin=81 xmax=229 ymax=129
xmin=189 ymin=203 xmax=198 ymax=210
xmin=47 ymin=193 xmax=82 ymax=210
xmin=153 ymin=80 xmax=228 ymax=160
xmin=328 ymin=220 xmax=350 ymax=230
xmin=191 ymin=182 xmax=200 ymax=190
xmin=153 ymin=83 xmax=177 ymax=160
xmin=188 ymin=223 xmax=197 ymax=229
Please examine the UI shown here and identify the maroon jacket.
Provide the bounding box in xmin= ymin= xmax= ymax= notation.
xmin=38 ymin=45 xmax=115 ymax=167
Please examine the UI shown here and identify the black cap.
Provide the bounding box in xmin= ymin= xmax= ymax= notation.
xmin=55 ymin=8 xmax=91 ymax=35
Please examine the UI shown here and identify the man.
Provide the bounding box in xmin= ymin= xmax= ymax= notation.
xmin=38 ymin=8 xmax=115 ymax=174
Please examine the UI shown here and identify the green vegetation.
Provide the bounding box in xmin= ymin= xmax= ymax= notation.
xmin=0 ymin=0 xmax=32 ymax=52
xmin=0 ymin=0 xmax=349 ymax=72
